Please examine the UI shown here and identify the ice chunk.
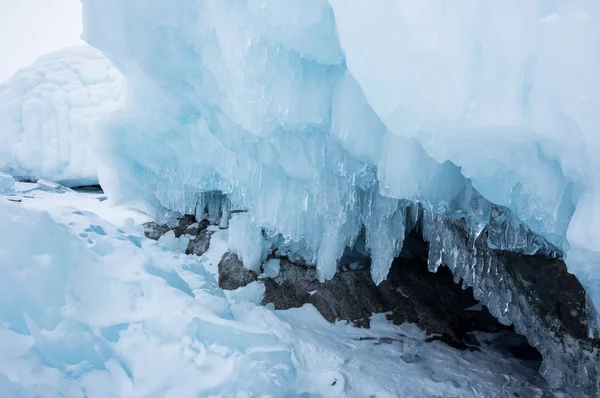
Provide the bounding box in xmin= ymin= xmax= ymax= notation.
xmin=262 ymin=258 xmax=281 ymax=279
xmin=0 ymin=173 xmax=15 ymax=194
xmin=228 ymin=213 xmax=268 ymax=272
xmin=0 ymin=46 xmax=125 ymax=186
xmin=157 ymin=230 xmax=191 ymax=253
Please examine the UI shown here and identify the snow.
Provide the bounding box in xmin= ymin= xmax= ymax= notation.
xmin=0 ymin=46 xmax=125 ymax=186
xmin=0 ymin=182 xmax=551 ymax=397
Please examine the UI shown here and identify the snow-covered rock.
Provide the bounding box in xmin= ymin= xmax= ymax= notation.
xmin=0 ymin=46 xmax=124 ymax=186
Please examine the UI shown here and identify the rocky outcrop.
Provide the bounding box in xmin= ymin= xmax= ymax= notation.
xmin=219 ymin=231 xmax=517 ymax=348
xmin=416 ymin=204 xmax=600 ymax=396
xmin=186 ymin=228 xmax=214 ymax=257
xmin=217 ymin=252 xmax=258 ymax=290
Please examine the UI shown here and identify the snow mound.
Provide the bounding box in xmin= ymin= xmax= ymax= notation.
xmin=0 ymin=196 xmax=294 ymax=397
xmin=0 ymin=46 xmax=125 ymax=186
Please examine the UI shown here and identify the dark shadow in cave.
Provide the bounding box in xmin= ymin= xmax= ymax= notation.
xmin=259 ymin=225 xmax=543 ymax=368
xmin=380 ymin=227 xmax=542 ymax=366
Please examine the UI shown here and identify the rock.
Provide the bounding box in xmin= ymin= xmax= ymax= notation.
xmin=219 ymin=229 xmax=510 ymax=342
xmin=143 ymin=222 xmax=171 ymax=240
xmin=186 ymin=229 xmax=214 ymax=256
xmin=144 ymin=215 xmax=209 ymax=241
xmin=173 ymin=215 xmax=197 ymax=237
xmin=260 ymin=245 xmax=510 ymax=343
xmin=261 ymin=261 xmax=384 ymax=328
xmin=218 ymin=252 xmax=258 ymax=290
xmin=502 ymin=252 xmax=588 ymax=341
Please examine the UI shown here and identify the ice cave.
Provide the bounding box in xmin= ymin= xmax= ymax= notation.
xmin=1 ymin=0 xmax=599 ymax=397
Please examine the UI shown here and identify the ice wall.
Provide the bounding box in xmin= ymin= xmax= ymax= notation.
xmin=81 ymin=0 xmax=491 ymax=284
xmin=0 ymin=46 xmax=124 ymax=186
xmin=81 ymin=0 xmax=599 ymax=285
xmin=329 ymin=0 xmax=600 ymax=252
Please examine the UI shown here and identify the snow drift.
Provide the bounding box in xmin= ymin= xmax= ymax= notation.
xmin=0 ymin=46 xmax=125 ymax=186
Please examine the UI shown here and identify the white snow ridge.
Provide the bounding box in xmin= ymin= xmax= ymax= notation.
xmin=0 ymin=46 xmax=125 ymax=186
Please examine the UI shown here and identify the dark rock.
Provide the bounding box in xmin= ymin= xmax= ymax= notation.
xmin=144 ymin=215 xmax=209 ymax=241
xmin=143 ymin=222 xmax=171 ymax=240
xmin=261 ymin=261 xmax=386 ymax=327
xmin=218 ymin=252 xmax=258 ymax=290
xmin=501 ymin=252 xmax=588 ymax=341
xmin=173 ymin=215 xmax=197 ymax=237
xmin=417 ymin=204 xmax=600 ymax=396
xmin=186 ymin=229 xmax=214 ymax=256
xmin=259 ymin=246 xmax=511 ymax=345
xmin=218 ymin=230 xmax=511 ymax=344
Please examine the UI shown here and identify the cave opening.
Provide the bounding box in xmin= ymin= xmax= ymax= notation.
xmin=381 ymin=226 xmax=543 ymax=367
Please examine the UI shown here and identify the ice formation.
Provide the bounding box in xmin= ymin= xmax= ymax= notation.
xmin=82 ymin=0 xmax=598 ymax=279
xmin=77 ymin=0 xmax=600 ymax=393
xmin=0 ymin=46 xmax=125 ymax=186
xmin=329 ymin=0 xmax=600 ymax=253
xmin=0 ymin=173 xmax=15 ymax=194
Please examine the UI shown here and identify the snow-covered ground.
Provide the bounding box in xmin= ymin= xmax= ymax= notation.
xmin=0 ymin=175 xmax=553 ymax=397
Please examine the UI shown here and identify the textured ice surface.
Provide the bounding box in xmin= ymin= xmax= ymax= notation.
xmin=0 ymin=46 xmax=124 ymax=186
xmin=0 ymin=186 xmax=294 ymax=397
xmin=82 ymin=0 xmax=481 ymax=284
xmin=81 ymin=0 xmax=600 ymax=287
xmin=0 ymin=184 xmax=553 ymax=397
xmin=329 ymin=0 xmax=600 ymax=252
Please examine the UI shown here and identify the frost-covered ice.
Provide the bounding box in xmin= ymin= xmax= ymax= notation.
xmin=80 ymin=0 xmax=600 ymax=287
xmin=0 ymin=46 xmax=124 ymax=186
xmin=329 ymin=0 xmax=600 ymax=252
xmin=0 ymin=184 xmax=552 ymax=397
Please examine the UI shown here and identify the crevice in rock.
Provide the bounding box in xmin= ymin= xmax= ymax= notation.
xmin=70 ymin=184 xmax=104 ymax=193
